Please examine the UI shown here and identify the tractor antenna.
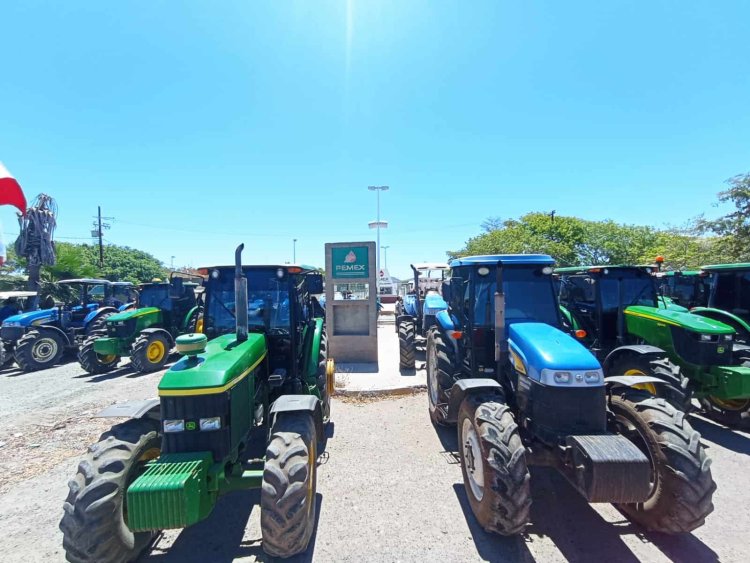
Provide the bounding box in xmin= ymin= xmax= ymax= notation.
xmin=234 ymin=244 xmax=248 ymax=343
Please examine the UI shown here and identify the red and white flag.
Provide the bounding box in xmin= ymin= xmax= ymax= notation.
xmin=0 ymin=162 xmax=27 ymax=215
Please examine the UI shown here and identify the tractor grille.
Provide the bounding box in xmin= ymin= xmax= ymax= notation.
xmin=528 ymin=382 xmax=607 ymax=445
xmin=1 ymin=326 xmax=25 ymax=342
xmin=161 ymin=393 xmax=231 ymax=462
xmin=672 ymin=327 xmax=732 ymax=366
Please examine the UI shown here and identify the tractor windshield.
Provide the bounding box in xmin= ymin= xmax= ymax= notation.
xmin=599 ymin=271 xmax=657 ymax=312
xmin=139 ymin=286 xmax=171 ymax=309
xmin=712 ymin=271 xmax=750 ymax=316
xmin=473 ymin=267 xmax=560 ymax=327
xmin=205 ymin=268 xmax=291 ymax=338
xmin=668 ymin=276 xmax=708 ymax=308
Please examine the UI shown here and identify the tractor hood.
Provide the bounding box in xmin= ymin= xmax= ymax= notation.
xmin=624 ymin=306 xmax=733 ymax=335
xmin=106 ymin=307 xmax=161 ymax=323
xmin=159 ymin=333 xmax=267 ymax=395
xmin=1 ymin=307 xmax=57 ymax=326
xmin=423 ymin=292 xmax=447 ymax=315
xmin=508 ymin=322 xmax=601 ymax=382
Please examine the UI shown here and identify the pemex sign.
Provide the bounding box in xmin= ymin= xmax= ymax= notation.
xmin=331 ymin=246 xmax=369 ymax=279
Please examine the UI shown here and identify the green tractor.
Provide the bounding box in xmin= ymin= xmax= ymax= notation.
xmin=557 ymin=265 xmax=750 ymax=427
xmin=60 ymin=245 xmax=333 ymax=562
xmin=77 ymin=275 xmax=203 ymax=375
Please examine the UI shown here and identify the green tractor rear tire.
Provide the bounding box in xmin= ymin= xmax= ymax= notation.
xmin=14 ymin=329 xmax=65 ymax=372
xmin=261 ymin=411 xmax=318 ymax=558
xmin=699 ymin=396 xmax=750 ymax=428
xmin=398 ymin=320 xmax=416 ymax=370
xmin=457 ymin=394 xmax=531 ymax=536
xmin=610 ymin=354 xmax=692 ymax=412
xmin=60 ymin=418 xmax=161 ymax=563
xmin=426 ymin=329 xmax=453 ymax=426
xmin=609 ymin=388 xmax=716 ymax=533
xmin=131 ymin=332 xmax=171 ymax=374
xmin=78 ymin=333 xmax=120 ymax=375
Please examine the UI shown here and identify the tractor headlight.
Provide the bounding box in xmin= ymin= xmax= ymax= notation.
xmin=163 ymin=419 xmax=185 ymax=433
xmin=554 ymin=371 xmax=571 ymax=384
xmin=585 ymin=370 xmax=602 ymax=384
xmin=724 ymin=334 xmax=733 ymax=342
xmin=700 ymin=334 xmax=713 ymax=342
xmin=199 ymin=417 xmax=222 ymax=431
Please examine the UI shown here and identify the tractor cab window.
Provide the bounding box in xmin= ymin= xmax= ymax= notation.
xmin=670 ymin=276 xmax=703 ymax=306
xmin=599 ymin=272 xmax=657 ymax=313
xmin=205 ymin=268 xmax=291 ymax=338
xmin=139 ymin=286 xmax=172 ymax=310
xmin=472 ymin=267 xmax=559 ymax=327
xmin=84 ymin=284 xmax=107 ymax=305
xmin=559 ymin=276 xmax=596 ymax=306
xmin=713 ymin=271 xmax=750 ymax=315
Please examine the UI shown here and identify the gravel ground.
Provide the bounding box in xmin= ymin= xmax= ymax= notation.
xmin=0 ymin=361 xmax=749 ymax=562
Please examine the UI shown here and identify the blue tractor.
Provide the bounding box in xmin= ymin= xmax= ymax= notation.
xmin=426 ymin=255 xmax=715 ymax=534
xmin=395 ymin=263 xmax=449 ymax=369
xmin=1 ymin=279 xmax=135 ymax=372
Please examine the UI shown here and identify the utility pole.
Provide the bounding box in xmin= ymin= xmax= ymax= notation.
xmin=92 ymin=207 xmax=113 ymax=268
xmin=368 ymin=185 xmax=389 ymax=284
xmin=293 ymin=238 xmax=297 ymax=263
xmin=381 ymin=245 xmax=390 ymax=269
xmin=171 ymin=256 xmax=175 ymax=270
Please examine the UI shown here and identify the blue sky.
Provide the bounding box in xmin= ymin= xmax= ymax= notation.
xmin=1 ymin=1 xmax=749 ymax=279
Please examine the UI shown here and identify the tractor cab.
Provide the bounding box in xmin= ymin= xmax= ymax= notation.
xmin=57 ymin=279 xmax=115 ymax=328
xmin=201 ymin=264 xmax=324 ymax=382
xmin=0 ymin=291 xmax=37 ymax=323
xmin=655 ymin=270 xmax=710 ymax=309
xmin=136 ymin=277 xmax=199 ymax=331
xmin=693 ymin=263 xmax=750 ymax=343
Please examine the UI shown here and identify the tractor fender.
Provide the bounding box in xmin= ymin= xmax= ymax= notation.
xmin=181 ymin=305 xmax=201 ymax=332
xmin=604 ymin=375 xmax=667 ymax=389
xmin=119 ymin=302 xmax=137 ymax=312
xmin=34 ymin=325 xmax=74 ymax=347
xmin=435 ymin=310 xmax=455 ymax=332
xmin=445 ymin=378 xmax=503 ymax=424
xmin=84 ymin=307 xmax=118 ymax=327
xmin=691 ymin=307 xmax=750 ymax=337
xmin=94 ymin=398 xmax=161 ymax=421
xmin=602 ymin=345 xmax=666 ymax=374
xmin=270 ymin=394 xmax=324 ymax=442
xmin=306 ymin=318 xmax=325 ymax=380
xmin=139 ymin=327 xmax=175 ymax=347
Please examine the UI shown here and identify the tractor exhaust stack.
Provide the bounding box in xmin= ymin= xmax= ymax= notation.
xmin=235 ymin=244 xmax=248 ymax=343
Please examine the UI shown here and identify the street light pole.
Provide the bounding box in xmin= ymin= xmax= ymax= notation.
xmin=368 ymin=185 xmax=389 ymax=284
xmin=293 ymin=238 xmax=297 ymax=263
xmin=381 ymin=245 xmax=390 ymax=269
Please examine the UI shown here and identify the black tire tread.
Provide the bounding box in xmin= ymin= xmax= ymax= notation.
xmin=426 ymin=329 xmax=454 ymax=426
xmin=14 ymin=329 xmax=65 ymax=372
xmin=316 ymin=330 xmax=331 ymax=422
xmin=59 ymin=418 xmax=160 ymax=563
xmin=611 ymin=354 xmax=691 ymax=412
xmin=610 ymin=388 xmax=716 ymax=533
xmin=261 ymin=412 xmax=317 ymax=558
xmin=130 ymin=332 xmax=170 ymax=374
xmin=78 ymin=333 xmax=119 ymax=375
xmin=459 ymin=395 xmax=531 ymax=535
xmin=398 ymin=320 xmax=416 ymax=369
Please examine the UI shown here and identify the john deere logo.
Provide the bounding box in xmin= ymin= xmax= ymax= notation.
xmin=332 ymin=247 xmax=369 ymax=279
xmin=185 ymin=421 xmax=197 ymax=431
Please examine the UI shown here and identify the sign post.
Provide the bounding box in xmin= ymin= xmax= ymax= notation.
xmin=325 ymin=241 xmax=378 ymax=363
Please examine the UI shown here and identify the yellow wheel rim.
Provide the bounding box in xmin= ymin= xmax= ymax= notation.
xmin=326 ymin=358 xmax=335 ymax=395
xmin=624 ymin=368 xmax=658 ymax=395
xmin=708 ymin=396 xmax=750 ymax=411
xmin=98 ymin=354 xmax=117 ymax=363
xmin=147 ymin=340 xmax=166 ymax=363
xmin=138 ymin=447 xmax=161 ymax=463
xmin=306 ymin=441 xmax=316 ymax=516
xmin=195 ymin=318 xmax=204 ymax=334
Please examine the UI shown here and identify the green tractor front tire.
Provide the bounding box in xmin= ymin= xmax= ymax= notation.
xmin=14 ymin=329 xmax=65 ymax=372
xmin=131 ymin=332 xmax=171 ymax=374
xmin=60 ymin=418 xmax=161 ymax=563
xmin=609 ymin=388 xmax=716 ymax=533
xmin=78 ymin=334 xmax=120 ymax=375
xmin=699 ymin=396 xmax=750 ymax=428
xmin=457 ymin=394 xmax=531 ymax=535
xmin=316 ymin=330 xmax=332 ymax=422
xmin=261 ymin=411 xmax=318 ymax=558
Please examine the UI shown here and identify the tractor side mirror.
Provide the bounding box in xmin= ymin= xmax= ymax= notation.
xmin=169 ymin=277 xmax=185 ymax=298
xmin=307 ymin=273 xmax=324 ymax=294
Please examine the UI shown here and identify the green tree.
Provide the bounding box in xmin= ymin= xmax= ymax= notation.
xmin=698 ymin=172 xmax=750 ymax=262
